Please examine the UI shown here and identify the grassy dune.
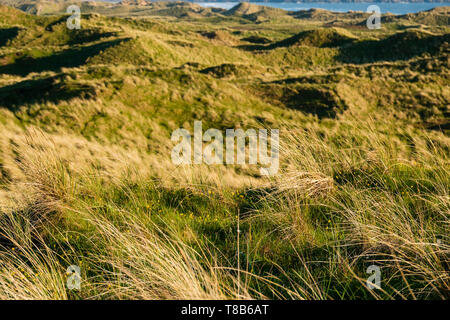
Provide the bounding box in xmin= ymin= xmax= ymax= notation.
xmin=0 ymin=2 xmax=449 ymax=299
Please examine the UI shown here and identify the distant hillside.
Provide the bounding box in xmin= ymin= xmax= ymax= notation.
xmin=383 ymin=6 xmax=450 ymax=25
xmin=0 ymin=0 xmax=227 ymax=17
xmin=224 ymin=2 xmax=287 ymax=22
xmin=2 ymin=0 xmax=450 ymax=27
xmin=2 ymin=0 xmax=450 ymax=11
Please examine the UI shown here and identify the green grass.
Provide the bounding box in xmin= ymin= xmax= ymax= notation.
xmin=0 ymin=2 xmax=449 ymax=300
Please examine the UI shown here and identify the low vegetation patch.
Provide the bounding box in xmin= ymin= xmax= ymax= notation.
xmin=0 ymin=1 xmax=448 ymax=300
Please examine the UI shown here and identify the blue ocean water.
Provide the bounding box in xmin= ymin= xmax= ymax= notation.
xmin=196 ymin=2 xmax=450 ymax=15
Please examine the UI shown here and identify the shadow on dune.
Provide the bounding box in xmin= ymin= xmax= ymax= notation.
xmin=237 ymin=30 xmax=449 ymax=65
xmin=236 ymin=43 xmax=267 ymax=51
xmin=0 ymin=75 xmax=96 ymax=110
xmin=0 ymin=38 xmax=128 ymax=76
xmin=0 ymin=27 xmax=21 ymax=47
xmin=255 ymin=82 xmax=348 ymax=119
xmin=338 ymin=31 xmax=449 ymax=64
